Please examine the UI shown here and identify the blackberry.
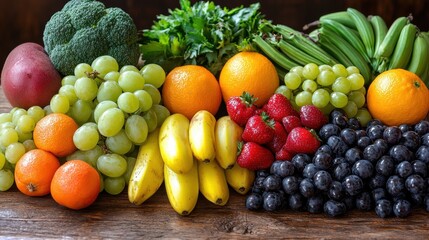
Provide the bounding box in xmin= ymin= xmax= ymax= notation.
xmin=375 ymin=199 xmax=392 ymax=218
xmin=393 ymin=199 xmax=411 ymax=218
xmin=383 ymin=126 xmax=402 ymax=145
xmin=324 ymin=200 xmax=347 ymax=217
xmin=246 ymin=193 xmax=263 ymax=210
xmin=352 ymin=159 xmax=374 ymax=179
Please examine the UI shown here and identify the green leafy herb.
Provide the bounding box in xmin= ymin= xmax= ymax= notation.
xmin=139 ymin=0 xmax=265 ymax=76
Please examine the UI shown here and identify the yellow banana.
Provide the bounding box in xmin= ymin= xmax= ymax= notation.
xmin=188 ymin=110 xmax=216 ymax=163
xmin=159 ymin=113 xmax=194 ymax=174
xmin=214 ymin=116 xmax=243 ymax=170
xmin=198 ymin=160 xmax=229 ymax=206
xmin=225 ymin=162 xmax=255 ymax=195
xmin=164 ymin=160 xmax=199 ymax=216
xmin=128 ymin=128 xmax=164 ymax=205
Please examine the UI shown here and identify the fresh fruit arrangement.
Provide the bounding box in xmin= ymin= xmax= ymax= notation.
xmin=1 ymin=0 xmax=429 ymax=219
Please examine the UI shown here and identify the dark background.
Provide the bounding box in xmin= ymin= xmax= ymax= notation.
xmin=1 ymin=0 xmax=428 ymax=70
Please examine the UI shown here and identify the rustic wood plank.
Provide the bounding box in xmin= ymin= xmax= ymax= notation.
xmin=0 ymin=87 xmax=429 ymax=239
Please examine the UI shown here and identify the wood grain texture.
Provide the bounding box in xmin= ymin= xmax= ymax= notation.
xmin=0 ymin=88 xmax=429 ymax=239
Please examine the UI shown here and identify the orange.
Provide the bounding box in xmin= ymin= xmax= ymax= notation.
xmin=14 ymin=149 xmax=60 ymax=197
xmin=367 ymin=69 xmax=429 ymax=126
xmin=219 ymin=51 xmax=279 ymax=107
xmin=33 ymin=113 xmax=78 ymax=157
xmin=50 ymin=160 xmax=100 ymax=210
xmin=162 ymin=65 xmax=222 ymax=119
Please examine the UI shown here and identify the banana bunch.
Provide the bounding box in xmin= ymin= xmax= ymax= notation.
xmin=308 ymin=8 xmax=429 ymax=86
xmin=138 ymin=111 xmax=255 ymax=215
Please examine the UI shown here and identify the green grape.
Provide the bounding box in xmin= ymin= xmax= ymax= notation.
xmin=117 ymin=92 xmax=140 ymax=113
xmin=73 ymin=125 xmax=100 ymax=151
xmin=302 ymin=63 xmax=319 ymax=80
xmin=106 ymin=130 xmax=133 ymax=155
xmin=104 ymin=71 xmax=120 ymax=81
xmin=97 ymin=153 xmax=127 ymax=178
xmin=357 ymin=87 xmax=366 ymax=95
xmin=94 ymin=100 xmax=117 ymax=123
xmin=97 ymin=108 xmax=125 ymax=137
xmin=5 ymin=142 xmax=26 ymax=164
xmin=342 ymin=101 xmax=358 ymax=118
xmin=142 ymin=109 xmax=158 ymax=133
xmin=104 ymin=176 xmax=126 ymax=195
xmin=347 ymin=73 xmax=365 ymax=91
xmin=0 ymin=152 xmax=5 ymax=169
xmin=98 ymin=172 xmax=105 ymax=193
xmin=125 ymin=115 xmax=148 ymax=144
xmin=69 ymin=100 xmax=93 ymax=125
xmin=348 ymin=91 xmax=366 ymax=108
xmin=16 ymin=127 xmax=33 ymax=142
xmin=318 ymin=64 xmax=332 ymax=72
xmin=295 ymin=91 xmax=313 ymax=107
xmin=312 ymin=88 xmax=330 ymax=108
xmin=61 ymin=75 xmax=78 ymax=86
xmin=120 ymin=65 xmax=139 ymax=73
xmin=74 ymin=63 xmax=93 ymax=78
xmin=0 ymin=113 xmax=12 ymax=124
xmin=50 ymin=94 xmax=70 ymax=114
xmin=16 ymin=115 xmax=35 ymax=133
xmin=0 ymin=122 xmax=15 ymax=130
xmin=91 ymin=55 xmax=119 ymax=78
xmin=123 ymin=157 xmax=136 ymax=185
xmin=97 ymin=80 xmax=122 ymax=102
xmin=85 ymin=145 xmax=104 ymax=168
xmin=140 ymin=63 xmax=166 ymax=88
xmin=12 ymin=108 xmax=27 ymax=125
xmin=59 ymin=85 xmax=78 ymax=105
xmin=332 ymin=64 xmax=348 ymax=77
xmin=346 ymin=66 xmax=360 ymax=75
xmin=118 ymin=71 xmax=145 ymax=92
xmin=27 ymin=106 xmax=45 ymax=123
xmin=143 ymin=84 xmax=161 ymax=105
xmin=332 ymin=77 xmax=351 ymax=94
xmin=43 ymin=105 xmax=53 ymax=115
xmin=301 ymin=80 xmax=318 ymax=93
xmin=317 ymin=69 xmax=336 ymax=86
xmin=275 ymin=85 xmax=293 ymax=100
xmin=355 ymin=108 xmax=372 ymax=127
xmin=320 ymin=103 xmax=335 ymax=115
xmin=0 ymin=128 xmax=18 ymax=147
xmin=74 ymin=77 xmax=98 ymax=101
xmin=22 ymin=139 xmax=36 ymax=152
xmin=0 ymin=169 xmax=14 ymax=191
xmin=289 ymin=66 xmax=304 ymax=77
xmin=284 ymin=72 xmax=302 ymax=90
xmin=134 ymin=90 xmax=153 ymax=112
xmin=151 ymin=104 xmax=171 ymax=128
xmin=330 ymin=92 xmax=348 ymax=108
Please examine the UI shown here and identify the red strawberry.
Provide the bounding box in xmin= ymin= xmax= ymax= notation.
xmin=267 ymin=121 xmax=288 ymax=153
xmin=282 ymin=115 xmax=302 ymax=133
xmin=237 ymin=142 xmax=274 ymax=170
xmin=226 ymin=91 xmax=258 ymax=127
xmin=275 ymin=143 xmax=293 ymax=161
xmin=242 ymin=112 xmax=275 ymax=144
xmin=299 ymin=105 xmax=328 ymax=130
xmin=284 ymin=127 xmax=321 ymax=155
xmin=264 ymin=93 xmax=298 ymax=122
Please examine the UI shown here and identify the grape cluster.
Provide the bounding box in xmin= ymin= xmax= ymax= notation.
xmin=0 ymin=55 xmax=170 ymax=194
xmin=246 ymin=110 xmax=429 ymax=218
xmin=276 ymin=63 xmax=371 ymax=125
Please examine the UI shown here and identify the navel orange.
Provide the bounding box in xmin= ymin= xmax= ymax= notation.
xmin=219 ymin=51 xmax=279 ymax=107
xmin=367 ymin=69 xmax=429 ymax=126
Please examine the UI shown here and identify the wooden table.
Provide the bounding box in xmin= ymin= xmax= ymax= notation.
xmin=0 ymin=87 xmax=428 ymax=239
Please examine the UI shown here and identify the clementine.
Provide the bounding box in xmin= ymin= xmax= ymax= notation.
xmin=50 ymin=160 xmax=100 ymax=210
xmin=33 ymin=113 xmax=78 ymax=157
xmin=162 ymin=65 xmax=222 ymax=119
xmin=14 ymin=149 xmax=60 ymax=196
xmin=367 ymin=69 xmax=429 ymax=126
xmin=219 ymin=51 xmax=279 ymax=107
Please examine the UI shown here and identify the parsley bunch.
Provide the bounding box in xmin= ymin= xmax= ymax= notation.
xmin=140 ymin=0 xmax=264 ymax=76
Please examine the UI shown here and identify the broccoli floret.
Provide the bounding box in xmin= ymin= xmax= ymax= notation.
xmin=43 ymin=0 xmax=140 ymax=76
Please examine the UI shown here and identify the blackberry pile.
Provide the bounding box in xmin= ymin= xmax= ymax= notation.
xmin=245 ymin=110 xmax=429 ymax=218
